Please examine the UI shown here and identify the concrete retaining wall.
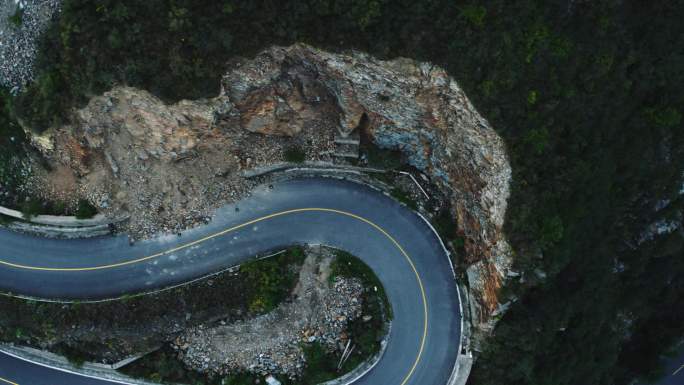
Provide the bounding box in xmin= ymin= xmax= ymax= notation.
xmin=1 ymin=169 xmax=472 ymax=385
xmin=0 ymin=204 xmax=127 ymax=238
xmin=0 ymin=205 xmax=116 ymax=227
xmin=0 ymin=344 xmax=159 ymax=385
xmin=319 ymin=323 xmax=392 ymax=385
xmin=242 ymin=161 xmax=386 ymax=178
xmin=265 ymin=167 xmax=474 ymax=385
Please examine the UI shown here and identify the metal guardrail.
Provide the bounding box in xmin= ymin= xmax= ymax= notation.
xmin=0 ymin=169 xmax=471 ymax=385
xmin=0 ymin=204 xmax=128 ymax=238
xmin=413 ymin=211 xmax=472 ymax=385
xmin=0 ymin=344 xmax=159 ymax=385
xmin=0 ymin=205 xmax=123 ymax=227
xmin=319 ymin=323 xmax=392 ymax=385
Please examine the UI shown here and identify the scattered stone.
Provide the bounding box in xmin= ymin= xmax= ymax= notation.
xmin=11 ymin=42 xmax=512 ymax=341
xmin=0 ymin=0 xmax=62 ymax=90
xmin=174 ymin=248 xmax=364 ymax=379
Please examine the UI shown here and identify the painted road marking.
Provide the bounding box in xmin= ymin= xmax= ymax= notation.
xmin=674 ymin=362 xmax=684 ymax=376
xmin=0 ymin=376 xmax=18 ymax=385
xmin=0 ymin=208 xmax=430 ymax=385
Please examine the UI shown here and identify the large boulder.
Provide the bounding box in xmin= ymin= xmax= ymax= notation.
xmin=32 ymin=44 xmax=513 ymax=338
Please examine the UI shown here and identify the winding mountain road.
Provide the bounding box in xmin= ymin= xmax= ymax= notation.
xmin=0 ymin=177 xmax=462 ymax=385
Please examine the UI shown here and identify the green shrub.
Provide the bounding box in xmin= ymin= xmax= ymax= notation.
xmin=57 ymin=345 xmax=88 ymax=368
xmin=8 ymin=7 xmax=23 ymax=27
xmin=241 ymin=246 xmax=305 ymax=313
xmin=460 ymin=5 xmax=486 ymax=27
xmin=299 ymin=343 xmax=339 ymax=384
xmin=434 ymin=210 xmax=458 ymax=243
xmin=328 ymin=250 xmax=391 ymax=377
xmin=284 ymin=146 xmax=306 ymax=163
xmin=52 ymin=201 xmax=67 ymax=215
xmin=362 ymin=143 xmax=403 ymax=170
xmin=21 ymin=198 xmax=43 ymax=219
xmin=390 ymin=188 xmax=418 ymax=210
xmin=75 ymin=199 xmax=97 ymax=219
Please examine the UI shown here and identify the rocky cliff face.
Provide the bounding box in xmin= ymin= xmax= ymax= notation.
xmin=220 ymin=45 xmax=513 ymax=336
xmin=31 ymin=44 xmax=512 ymax=338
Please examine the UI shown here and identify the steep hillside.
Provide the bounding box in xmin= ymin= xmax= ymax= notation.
xmin=2 ymin=1 xmax=683 ymax=384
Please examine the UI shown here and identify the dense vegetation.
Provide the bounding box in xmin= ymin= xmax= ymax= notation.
xmin=122 ymin=249 xmax=390 ymax=385
xmin=0 ymin=248 xmax=305 ymax=373
xmin=330 ymin=249 xmax=392 ymax=351
xmin=2 ymin=0 xmax=683 ymax=384
xmin=240 ymin=246 xmax=305 ymax=313
xmin=0 ymin=89 xmax=29 ymax=209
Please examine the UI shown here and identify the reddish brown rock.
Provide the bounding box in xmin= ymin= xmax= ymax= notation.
xmin=28 ymin=44 xmax=513 ymax=340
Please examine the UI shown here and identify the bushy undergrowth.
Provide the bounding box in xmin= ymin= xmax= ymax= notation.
xmin=121 ymin=248 xmax=390 ymax=385
xmin=2 ymin=0 xmax=683 ymax=383
xmin=241 ymin=246 xmax=305 ymax=313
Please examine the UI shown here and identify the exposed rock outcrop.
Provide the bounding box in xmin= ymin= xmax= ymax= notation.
xmin=0 ymin=0 xmax=62 ymax=90
xmin=220 ymin=45 xmax=513 ymax=337
xmin=29 ymin=44 xmax=512 ymax=338
xmin=176 ymin=250 xmax=365 ymax=379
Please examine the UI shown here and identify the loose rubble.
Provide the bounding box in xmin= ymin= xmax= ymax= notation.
xmin=174 ymin=250 xmax=364 ymax=379
xmin=26 ymin=86 xmax=337 ymax=238
xmin=0 ymin=0 xmax=61 ymax=90
xmin=23 ymin=43 xmax=512 ymax=338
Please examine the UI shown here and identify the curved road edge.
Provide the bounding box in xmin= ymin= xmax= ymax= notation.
xmin=0 ymin=175 xmax=468 ymax=385
xmin=0 ymin=345 xmax=153 ymax=385
xmin=413 ymin=211 xmax=472 ymax=385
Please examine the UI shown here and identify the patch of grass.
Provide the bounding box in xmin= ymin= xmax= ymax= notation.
xmin=75 ymin=199 xmax=97 ymax=219
xmin=283 ymin=146 xmax=306 ymax=163
xmin=361 ymin=143 xmax=403 ymax=170
xmin=330 ymin=250 xmax=391 ymax=320
xmin=390 ymin=187 xmax=418 ymax=210
xmin=7 ymin=7 xmax=23 ymax=27
xmin=241 ymin=246 xmax=305 ymax=314
xmin=329 ymin=249 xmax=391 ymax=373
xmin=0 ymin=247 xmax=306 ymax=374
xmin=20 ymin=198 xmax=43 ymax=219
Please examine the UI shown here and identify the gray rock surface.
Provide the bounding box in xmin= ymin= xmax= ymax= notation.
xmin=27 ymin=43 xmax=512 ymax=339
xmin=0 ymin=0 xmax=61 ymax=90
xmin=220 ymin=45 xmax=513 ymax=337
xmin=176 ymin=249 xmax=365 ymax=379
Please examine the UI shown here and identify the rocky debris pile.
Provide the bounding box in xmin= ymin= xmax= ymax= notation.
xmin=28 ymin=84 xmax=337 ymax=238
xmin=218 ymin=44 xmax=513 ymax=335
xmin=3 ymin=266 xmax=255 ymax=365
xmin=173 ymin=253 xmax=364 ymax=379
xmin=0 ymin=0 xmax=61 ymax=90
xmin=26 ymin=43 xmax=511 ymax=336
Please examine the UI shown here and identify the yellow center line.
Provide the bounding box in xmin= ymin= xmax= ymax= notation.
xmin=0 ymin=376 xmax=18 ymax=385
xmin=0 ymin=208 xmax=429 ymax=385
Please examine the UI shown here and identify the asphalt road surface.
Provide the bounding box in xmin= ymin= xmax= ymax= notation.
xmin=634 ymin=344 xmax=684 ymax=385
xmin=0 ymin=177 xmax=462 ymax=385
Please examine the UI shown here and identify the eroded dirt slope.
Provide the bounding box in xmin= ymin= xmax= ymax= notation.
xmin=28 ymin=43 xmax=512 ymax=337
